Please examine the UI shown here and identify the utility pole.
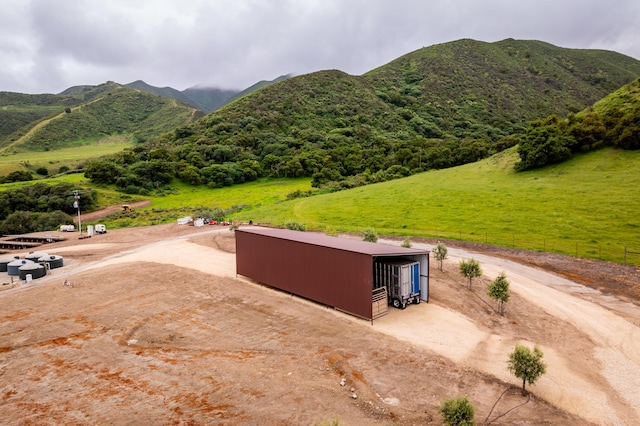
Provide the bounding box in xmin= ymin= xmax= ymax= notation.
xmin=73 ymin=190 xmax=81 ymax=235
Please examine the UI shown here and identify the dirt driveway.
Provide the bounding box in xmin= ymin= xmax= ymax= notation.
xmin=1 ymin=224 xmax=639 ymax=425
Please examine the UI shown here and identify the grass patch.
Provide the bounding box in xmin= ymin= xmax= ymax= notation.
xmin=230 ymin=148 xmax=640 ymax=264
xmin=87 ymin=177 xmax=313 ymax=228
xmin=0 ymin=135 xmax=134 ymax=176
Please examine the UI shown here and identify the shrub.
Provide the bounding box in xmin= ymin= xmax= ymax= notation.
xmin=284 ymin=220 xmax=306 ymax=231
xmin=438 ymin=396 xmax=475 ymax=426
xmin=363 ymin=228 xmax=378 ymax=242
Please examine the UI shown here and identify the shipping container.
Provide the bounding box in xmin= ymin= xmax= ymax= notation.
xmin=236 ymin=228 xmax=429 ymax=320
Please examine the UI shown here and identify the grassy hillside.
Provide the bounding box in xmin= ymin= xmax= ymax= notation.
xmin=0 ymin=135 xmax=134 ymax=177
xmin=0 ymin=82 xmax=201 ymax=155
xmin=230 ymin=147 xmax=640 ymax=264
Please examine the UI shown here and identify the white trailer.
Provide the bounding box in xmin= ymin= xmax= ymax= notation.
xmin=374 ymin=259 xmax=421 ymax=309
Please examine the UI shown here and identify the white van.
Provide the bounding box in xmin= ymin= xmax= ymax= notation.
xmin=95 ymin=224 xmax=107 ymax=234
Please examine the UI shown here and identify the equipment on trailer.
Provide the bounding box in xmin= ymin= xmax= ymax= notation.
xmin=374 ymin=259 xmax=421 ymax=309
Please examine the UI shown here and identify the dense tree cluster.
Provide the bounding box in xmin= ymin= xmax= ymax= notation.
xmin=0 ymin=183 xmax=96 ymax=234
xmin=516 ymin=78 xmax=640 ymax=170
xmin=0 ymin=170 xmax=34 ymax=184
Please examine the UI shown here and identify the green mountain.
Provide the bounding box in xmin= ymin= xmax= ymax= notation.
xmin=364 ymin=38 xmax=640 ymax=138
xmin=0 ymin=82 xmax=202 ymax=154
xmin=222 ymin=74 xmax=292 ymax=105
xmin=182 ymin=86 xmax=238 ymax=113
xmin=124 ymin=76 xmax=291 ymax=113
xmin=125 ymin=80 xmax=197 ymax=106
xmin=147 ymin=39 xmax=640 ymax=189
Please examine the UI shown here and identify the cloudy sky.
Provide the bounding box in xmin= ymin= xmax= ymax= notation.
xmin=1 ymin=0 xmax=639 ymax=94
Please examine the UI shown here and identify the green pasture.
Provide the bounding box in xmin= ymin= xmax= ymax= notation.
xmin=231 ymin=148 xmax=640 ymax=264
xmin=0 ymin=135 xmax=134 ymax=176
xmin=85 ymin=177 xmax=314 ymax=229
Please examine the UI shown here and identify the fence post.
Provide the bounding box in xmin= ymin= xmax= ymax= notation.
xmin=576 ymin=242 xmax=578 ymax=257
xmin=625 ymin=246 xmax=627 ymax=265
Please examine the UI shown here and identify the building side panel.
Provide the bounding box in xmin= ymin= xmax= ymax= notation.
xmin=236 ymin=230 xmax=373 ymax=319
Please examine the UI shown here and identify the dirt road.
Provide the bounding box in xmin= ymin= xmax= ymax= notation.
xmin=1 ymin=224 xmax=638 ymax=425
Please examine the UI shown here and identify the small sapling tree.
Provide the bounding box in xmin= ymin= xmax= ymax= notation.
xmin=401 ymin=236 xmax=411 ymax=248
xmin=438 ymin=396 xmax=475 ymax=426
xmin=507 ymin=343 xmax=547 ymax=395
xmin=459 ymin=258 xmax=482 ymax=289
xmin=487 ymin=272 xmax=510 ymax=315
xmin=363 ymin=227 xmax=378 ymax=242
xmin=432 ymin=241 xmax=448 ymax=272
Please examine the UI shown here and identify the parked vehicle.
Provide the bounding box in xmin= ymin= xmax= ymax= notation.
xmin=374 ymin=259 xmax=421 ymax=309
xmin=59 ymin=224 xmax=75 ymax=232
xmin=95 ymin=224 xmax=107 ymax=234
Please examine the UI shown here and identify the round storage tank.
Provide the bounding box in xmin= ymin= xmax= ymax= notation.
xmin=19 ymin=263 xmax=46 ymax=280
xmin=7 ymin=259 xmax=34 ymax=276
xmin=39 ymin=254 xmax=64 ymax=269
xmin=0 ymin=256 xmax=20 ymax=273
xmin=25 ymin=251 xmax=48 ymax=262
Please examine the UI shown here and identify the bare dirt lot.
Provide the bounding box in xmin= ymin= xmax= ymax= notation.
xmin=1 ymin=224 xmax=639 ymax=425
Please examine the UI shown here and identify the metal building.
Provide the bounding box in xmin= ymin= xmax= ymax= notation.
xmin=235 ymin=228 xmax=429 ymax=320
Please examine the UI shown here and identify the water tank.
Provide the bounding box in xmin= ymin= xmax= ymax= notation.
xmin=7 ymin=259 xmax=34 ymax=276
xmin=25 ymin=251 xmax=48 ymax=262
xmin=19 ymin=263 xmax=46 ymax=280
xmin=0 ymin=256 xmax=20 ymax=273
xmin=39 ymin=254 xmax=64 ymax=269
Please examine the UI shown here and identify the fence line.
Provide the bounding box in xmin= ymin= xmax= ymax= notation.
xmin=625 ymin=247 xmax=640 ymax=265
xmin=378 ymin=226 xmax=639 ymax=266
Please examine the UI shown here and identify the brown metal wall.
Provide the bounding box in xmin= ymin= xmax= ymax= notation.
xmin=236 ymin=230 xmax=374 ymax=319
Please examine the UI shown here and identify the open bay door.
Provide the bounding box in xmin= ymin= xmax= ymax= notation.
xmin=407 ymin=253 xmax=430 ymax=302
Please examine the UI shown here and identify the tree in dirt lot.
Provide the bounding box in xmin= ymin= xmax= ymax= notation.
xmin=507 ymin=343 xmax=547 ymax=396
xmin=438 ymin=396 xmax=475 ymax=426
xmin=487 ymin=272 xmax=510 ymax=315
xmin=432 ymin=241 xmax=448 ymax=272
xmin=459 ymin=258 xmax=482 ymax=289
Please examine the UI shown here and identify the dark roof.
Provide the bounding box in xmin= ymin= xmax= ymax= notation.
xmin=237 ymin=227 xmax=429 ymax=256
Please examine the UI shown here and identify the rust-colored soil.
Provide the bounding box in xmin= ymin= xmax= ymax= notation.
xmin=1 ymin=224 xmax=638 ymax=425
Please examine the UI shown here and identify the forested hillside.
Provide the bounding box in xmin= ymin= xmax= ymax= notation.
xmin=116 ymin=39 xmax=639 ymax=192
xmin=516 ymin=77 xmax=640 ymax=170
xmin=4 ymin=39 xmax=640 ymax=196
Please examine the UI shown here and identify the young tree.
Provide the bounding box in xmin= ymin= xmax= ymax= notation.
xmin=507 ymin=343 xmax=547 ymax=395
xmin=438 ymin=396 xmax=475 ymax=426
xmin=363 ymin=228 xmax=378 ymax=242
xmin=459 ymin=258 xmax=482 ymax=289
xmin=487 ymin=272 xmax=510 ymax=315
xmin=431 ymin=241 xmax=448 ymax=272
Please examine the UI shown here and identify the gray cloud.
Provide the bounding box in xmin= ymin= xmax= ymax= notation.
xmin=1 ymin=0 xmax=639 ymax=94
